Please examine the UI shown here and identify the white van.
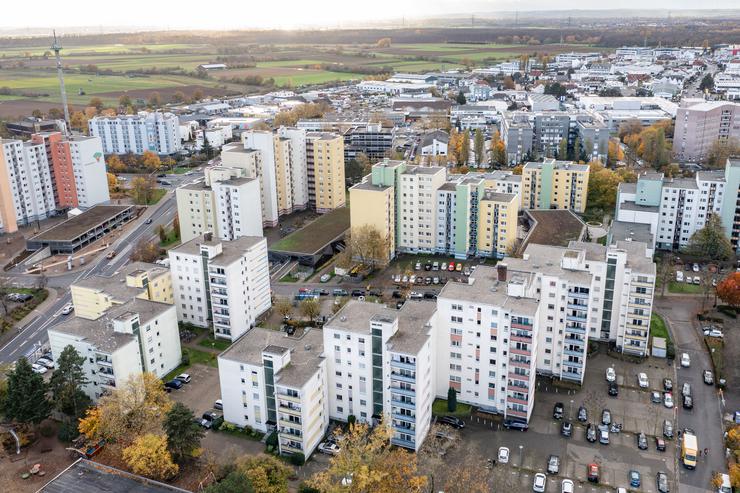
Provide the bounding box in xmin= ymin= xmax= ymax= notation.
xmin=676 ymin=271 xmax=684 ymax=282
xmin=718 ymin=473 xmax=731 ymax=493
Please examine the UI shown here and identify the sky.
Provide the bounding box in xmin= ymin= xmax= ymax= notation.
xmin=2 ymin=0 xmax=739 ymax=30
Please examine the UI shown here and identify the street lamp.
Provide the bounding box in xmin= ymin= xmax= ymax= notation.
xmin=569 ymin=399 xmax=574 ymax=420
xmin=519 ymin=444 xmax=524 ymax=467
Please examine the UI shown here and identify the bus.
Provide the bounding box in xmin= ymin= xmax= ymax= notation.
xmin=682 ymin=432 xmax=698 ymax=469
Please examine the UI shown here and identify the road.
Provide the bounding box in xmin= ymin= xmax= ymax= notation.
xmin=0 ymin=169 xmax=197 ymax=365
xmin=655 ymin=297 xmax=726 ymax=493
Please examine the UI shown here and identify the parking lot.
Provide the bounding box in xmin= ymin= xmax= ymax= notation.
xmin=168 ymin=364 xmax=222 ymax=417
xmin=437 ymin=352 xmax=679 ymax=493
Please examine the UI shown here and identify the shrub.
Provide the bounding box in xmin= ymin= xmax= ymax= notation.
xmin=347 ymin=415 xmax=356 ymax=426
xmin=57 ymin=422 xmax=78 ymax=443
xmin=266 ymin=430 xmax=278 ymax=448
xmin=39 ymin=422 xmax=55 ymax=438
xmin=289 ymin=452 xmax=305 ymax=466
xmin=299 ymin=483 xmax=321 ymax=493
xmin=181 ymin=350 xmax=190 ymax=366
xmin=717 ymin=305 xmax=738 ymax=319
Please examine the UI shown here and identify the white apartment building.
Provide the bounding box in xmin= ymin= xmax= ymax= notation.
xmin=218 ymin=327 xmax=328 ymax=457
xmin=397 ymin=166 xmax=447 ymax=254
xmin=241 ymin=131 xmax=281 ymax=226
xmin=48 ymin=298 xmax=181 ymax=401
xmin=277 ymin=127 xmax=309 ymax=212
xmin=212 ymin=177 xmax=263 ymax=241
xmin=88 ymin=112 xmax=182 ymax=155
xmin=169 ymin=234 xmax=271 ymax=341
xmin=67 ymin=136 xmax=110 ymax=208
xmin=0 ymin=139 xmax=57 ymax=226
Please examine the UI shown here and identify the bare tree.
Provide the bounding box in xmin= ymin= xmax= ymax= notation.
xmin=299 ymin=298 xmax=320 ymax=322
xmin=274 ymin=297 xmax=293 ymax=320
xmin=348 ymin=225 xmax=391 ymax=269
xmin=658 ymin=253 xmax=674 ymax=298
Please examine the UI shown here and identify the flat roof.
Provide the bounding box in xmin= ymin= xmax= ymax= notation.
xmin=270 ymin=207 xmax=350 ymax=255
xmin=39 ymin=458 xmax=190 ymax=493
xmin=29 ymin=205 xmax=133 ymax=243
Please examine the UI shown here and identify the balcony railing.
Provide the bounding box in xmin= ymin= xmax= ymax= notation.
xmin=390 ymin=359 xmax=415 ymax=370
xmin=390 ymin=386 xmax=416 ymax=398
xmin=568 ymin=290 xmax=589 ymax=299
xmin=390 ymin=372 xmax=415 ymax=384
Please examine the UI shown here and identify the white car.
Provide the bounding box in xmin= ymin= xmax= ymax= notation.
xmin=561 ymin=479 xmax=574 ymax=493
xmin=320 ymin=274 xmax=331 ymax=283
xmin=31 ymin=363 xmax=48 ymax=374
xmin=61 ymin=303 xmax=74 ymax=315
xmin=498 ymin=447 xmax=510 ymax=464
xmin=606 ymin=367 xmax=616 ymax=382
xmin=663 ymin=392 xmax=674 ymax=408
xmin=318 ymin=441 xmax=340 ymax=455
xmin=638 ymin=373 xmax=649 ymax=388
xmin=692 ymin=263 xmax=700 ymax=272
xmin=36 ymin=358 xmax=54 ymax=370
xmin=533 ymin=472 xmax=547 ymax=493
xmin=680 ymin=353 xmax=691 ymax=368
xmin=704 ymin=328 xmax=724 ymax=338
xmin=676 ymin=271 xmax=684 ymax=282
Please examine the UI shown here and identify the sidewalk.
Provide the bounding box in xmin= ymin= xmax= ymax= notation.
xmin=0 ymin=287 xmax=59 ymax=350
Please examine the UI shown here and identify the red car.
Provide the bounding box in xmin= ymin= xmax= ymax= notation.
xmin=448 ymin=262 xmax=455 ymax=271
xmin=587 ymin=463 xmax=599 ymax=483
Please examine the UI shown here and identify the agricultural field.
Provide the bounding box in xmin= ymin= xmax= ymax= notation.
xmin=0 ymin=38 xmax=601 ymax=118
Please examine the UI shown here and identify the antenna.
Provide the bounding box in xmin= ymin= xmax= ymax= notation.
xmin=51 ymin=30 xmax=71 ymax=134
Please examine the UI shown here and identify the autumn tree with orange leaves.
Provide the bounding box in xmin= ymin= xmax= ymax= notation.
xmin=717 ymin=272 xmax=740 ymax=307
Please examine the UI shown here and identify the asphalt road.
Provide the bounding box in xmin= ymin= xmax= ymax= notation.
xmin=655 ymin=297 xmax=726 ymax=493
xmin=0 ymin=188 xmax=181 ymax=365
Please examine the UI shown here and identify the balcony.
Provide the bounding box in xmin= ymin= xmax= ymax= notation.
xmin=276 ymin=392 xmax=300 ymax=404
xmin=563 ymin=337 xmax=585 ymax=346
xmin=279 ymin=419 xmax=301 ymax=430
xmin=567 ymin=303 xmax=588 ymax=310
xmin=391 ymin=398 xmax=416 ymax=410
xmin=390 ymin=386 xmax=416 ymax=398
xmin=392 ymin=421 xmax=416 ymax=433
xmin=390 ymin=359 xmax=415 ymax=371
xmin=509 ymin=359 xmax=531 ymax=370
xmin=561 ymin=371 xmax=583 ymax=382
xmin=506 ymin=396 xmax=529 ymax=406
xmin=507 ymin=382 xmax=530 ymax=393
xmin=564 ymin=348 xmax=584 ymax=358
xmin=511 ymin=322 xmax=533 ymax=330
xmin=562 ymin=359 xmax=583 ymax=368
xmin=95 ymin=357 xmax=113 ymax=366
xmin=566 ymin=313 xmax=587 ymax=323
xmin=506 ymin=408 xmax=527 ymax=418
xmin=510 ymin=334 xmax=532 ymax=343
xmin=209 ymin=278 xmax=226 ymax=286
xmin=568 ymin=290 xmax=589 ymax=299
xmin=392 ymin=412 xmax=416 ymax=423
xmin=565 ymin=325 xmax=586 ymax=335
xmin=508 ymin=371 xmax=530 ymax=381
xmin=280 ymin=442 xmax=303 ymax=454
xmin=391 ymin=436 xmax=416 ymax=449
xmin=510 ymin=347 xmax=531 ymax=357
xmin=390 ymin=372 xmax=415 ymax=384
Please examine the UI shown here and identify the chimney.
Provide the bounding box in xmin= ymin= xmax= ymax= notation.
xmin=497 ymin=263 xmax=508 ymax=282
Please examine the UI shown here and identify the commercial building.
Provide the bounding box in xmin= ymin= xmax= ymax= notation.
xmin=88 ymin=112 xmax=182 ymax=155
xmin=169 ymin=234 xmax=271 ymax=341
xmin=342 ymin=124 xmax=393 ymax=161
xmin=51 ymin=263 xmax=180 ymax=401
xmin=522 ymin=159 xmax=590 ymax=213
xmin=305 ymin=132 xmax=346 ymax=213
xmin=673 ymin=102 xmax=740 ymax=162
xmin=616 ymin=159 xmax=740 ymax=252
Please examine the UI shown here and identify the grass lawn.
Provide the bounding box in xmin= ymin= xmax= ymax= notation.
xmin=279 ymin=273 xmax=299 ymax=283
xmin=705 ymin=337 xmax=724 ymax=378
xmin=159 ymin=230 xmax=180 ymax=247
xmin=162 ymin=347 xmax=218 ymax=381
xmin=198 ymin=336 xmax=232 ymax=352
xmin=271 ymin=70 xmax=364 ymax=87
xmin=650 ymin=313 xmax=669 ymax=340
xmin=432 ymin=398 xmax=473 ymax=417
xmin=271 ymin=207 xmax=350 ymax=254
xmin=171 ymin=166 xmax=194 ymax=174
xmin=129 ymin=187 xmax=166 ymax=205
xmin=667 ymin=281 xmax=703 ymax=294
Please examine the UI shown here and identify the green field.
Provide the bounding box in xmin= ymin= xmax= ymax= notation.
xmin=255 ymin=59 xmax=327 ymax=68
xmin=84 ymin=54 xmax=215 ymax=71
xmin=0 ymin=43 xmax=210 ymax=57
xmin=271 ymin=70 xmax=363 ymax=87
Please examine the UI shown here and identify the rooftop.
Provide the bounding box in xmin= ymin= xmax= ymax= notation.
xmin=439 ymin=266 xmax=539 ymax=316
xmin=326 ymin=300 xmax=396 ymax=335
xmin=520 ymin=209 xmax=586 ymax=252
xmin=171 ymin=234 xmax=265 ymax=265
xmin=39 ymin=459 xmax=190 ymax=493
xmin=29 ymin=205 xmax=134 ymax=243
xmin=609 ymin=221 xmax=654 ymax=246
xmin=387 ymin=302 xmax=436 ymax=355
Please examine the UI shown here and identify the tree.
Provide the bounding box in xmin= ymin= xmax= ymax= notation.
xmin=473 ymin=129 xmax=484 ymax=166
xmin=275 ymin=297 xmax=293 ymax=319
xmin=130 ymin=176 xmax=156 ymax=204
xmin=376 ymin=37 xmax=392 ymax=48
xmin=699 ymin=73 xmax=714 ymax=92
xmin=4 ymin=357 xmax=51 ymax=424
xmin=558 ymin=138 xmax=568 ymax=160
xmin=119 ymin=94 xmax=132 ymax=108
xmin=86 ymin=372 xmax=172 ymax=445
xmin=355 ymin=152 xmax=372 ymax=176
xmin=502 ymin=76 xmax=515 ymax=90
xmin=544 ymin=82 xmax=567 ymax=99
xmin=123 ymin=433 xmax=179 ymax=480
xmin=106 ymin=172 xmax=118 ymax=193
xmin=607 ymin=140 xmax=625 ymax=166
xmin=130 ymin=239 xmax=163 ymax=263
xmin=158 ymin=224 xmax=167 ymax=243
xmin=141 ymin=150 xmax=161 ymax=170
xmin=204 ymin=471 xmax=254 ymax=493
xmin=348 ymin=224 xmax=390 ymax=268
xmin=238 ymin=455 xmax=292 ymax=493
xmin=202 ymin=134 xmax=214 ymax=159
xmin=618 ymin=119 xmax=644 ymax=141
xmin=300 ymin=298 xmax=320 ymax=322
xmin=730 ymin=463 xmax=740 ymax=489
xmin=706 ymin=138 xmax=740 ymax=168
xmin=49 ymin=345 xmax=90 ymax=419
xmin=490 ymin=131 xmax=507 ymax=167
xmin=70 ymin=111 xmax=88 ymax=133
xmin=717 ymin=272 xmax=740 ymax=307
xmin=447 ymin=387 xmax=457 ymax=412
xmin=455 ymin=91 xmax=467 ymax=105
xmin=172 ymin=214 xmax=180 ymax=238
xmin=171 ymin=91 xmax=186 ymax=103
xmin=78 ymin=407 xmax=102 ymax=439
xmin=164 ymin=402 xmax=204 ymax=462
xmin=585 ymin=160 xmax=636 ymax=220
xmin=684 ymin=215 xmax=734 ymax=262
xmin=308 ymin=423 xmax=427 ymax=493
xmin=89 ymin=97 xmax=104 ymax=111
xmin=598 ymin=87 xmax=623 ymax=97
xmin=106 ymin=154 xmax=125 ymax=173
xmin=148 ymin=91 xmax=162 ymax=107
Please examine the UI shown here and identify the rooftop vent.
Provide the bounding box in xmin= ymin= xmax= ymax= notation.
xmin=304 ymin=344 xmax=312 ymax=351
xmin=340 ymin=316 xmax=347 ymax=322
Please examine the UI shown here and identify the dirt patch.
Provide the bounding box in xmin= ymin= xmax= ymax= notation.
xmin=0 ymin=100 xmax=82 ymax=119
xmin=0 ymin=429 xmax=76 ymax=493
xmin=93 ymin=84 xmax=238 ymax=101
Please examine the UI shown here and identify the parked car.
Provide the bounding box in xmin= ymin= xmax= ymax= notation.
xmin=424 ymin=262 xmax=432 ymax=271
xmin=448 ymin=262 xmax=456 ymax=272
xmin=682 ymin=382 xmax=692 ymax=397
xmin=561 ymin=421 xmax=572 ymax=437
xmin=601 ymin=409 xmax=611 ymax=425
xmin=680 ymin=353 xmax=691 ymax=368
xmin=651 ymin=391 xmax=662 ymax=403
xmin=663 ymin=378 xmax=673 ymax=391
xmin=693 ymin=276 xmax=701 ymax=285
xmin=432 ymin=262 xmax=439 ymax=271
xmin=503 ymin=419 xmax=528 ymax=431
xmin=533 ymin=473 xmax=547 ymax=492
xmin=586 ymin=423 xmax=597 ymax=442
xmin=61 ymin=303 xmax=74 ymax=315
xmin=692 ymin=263 xmax=700 ymax=272
xmin=214 ymin=399 xmax=223 ymax=410
xmin=676 ymin=271 xmax=684 ymax=282
xmin=656 ymin=471 xmax=670 ymax=493
xmin=176 ymin=373 xmax=191 ymax=384
xmin=587 ymin=463 xmax=600 ymax=483
xmin=31 ymin=363 xmax=48 ymax=374
xmin=414 ymin=262 xmax=421 ymax=271
xmin=456 ymin=263 xmax=463 ymax=272
xmin=608 ymin=382 xmax=619 ymax=396
xmin=106 ymin=251 xmax=116 ymax=259
xmin=598 ymin=425 xmax=610 ymax=445
xmin=165 ymin=379 xmax=183 ymax=390
xmin=664 ymin=392 xmax=674 ymax=408
xmin=547 ymin=455 xmax=560 ymax=474
xmin=630 ymin=470 xmax=641 ymax=488
xmin=498 ymin=447 xmax=510 ymax=463
xmin=577 ymin=406 xmax=587 ymax=422
xmin=438 ymin=416 xmax=465 ymax=429
xmin=656 ymin=437 xmax=666 ymax=451
xmin=441 ymin=263 xmax=447 ymax=271
xmin=199 ymin=411 xmax=221 ymax=429
xmin=561 ymin=479 xmax=574 ymax=493
xmin=605 ymin=367 xmax=616 ymax=382
xmin=333 ymin=289 xmax=348 ymax=297
xmin=637 ymin=432 xmax=648 ymax=450
xmin=703 ymin=370 xmax=714 ymax=385
xmin=663 ymin=420 xmax=673 ymax=438
xmin=704 ymin=328 xmax=724 ymax=338
xmin=318 ymin=441 xmax=341 ymax=455
xmin=553 ymin=402 xmax=564 ymax=420
xmin=36 ymin=358 xmax=54 ymax=369
xmin=683 ymin=394 xmax=693 ymax=410
xmin=638 ymin=372 xmax=649 ymax=388
xmin=320 ymin=274 xmax=331 ymax=283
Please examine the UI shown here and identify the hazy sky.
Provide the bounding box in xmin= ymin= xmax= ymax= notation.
xmin=3 ymin=0 xmax=738 ymax=30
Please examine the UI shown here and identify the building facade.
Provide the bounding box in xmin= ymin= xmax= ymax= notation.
xmin=306 ymin=132 xmax=346 ymax=213
xmin=522 ymin=159 xmax=590 ymax=213
xmin=673 ymin=102 xmax=740 ymax=162
xmin=88 ymin=112 xmax=182 ymax=155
